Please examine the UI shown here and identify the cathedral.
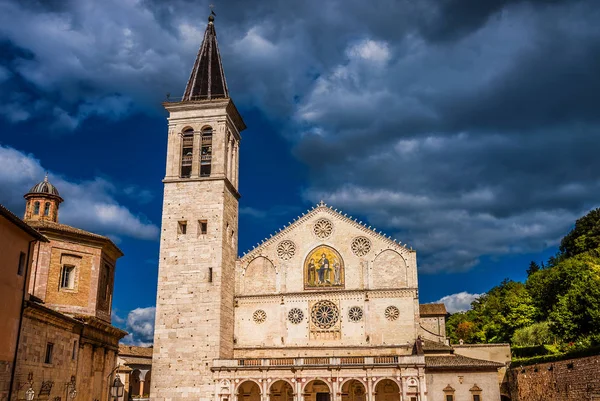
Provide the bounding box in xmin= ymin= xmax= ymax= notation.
xmin=151 ymin=14 xmax=509 ymax=401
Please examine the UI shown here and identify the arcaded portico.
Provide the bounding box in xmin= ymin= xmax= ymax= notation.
xmin=212 ymin=356 xmax=426 ymax=401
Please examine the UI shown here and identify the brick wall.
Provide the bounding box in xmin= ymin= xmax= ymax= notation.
xmin=507 ymin=355 xmax=600 ymax=401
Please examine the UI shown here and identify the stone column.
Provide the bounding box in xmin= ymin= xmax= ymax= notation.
xmin=366 ymin=378 xmax=374 ymax=401
xmin=332 ymin=378 xmax=339 ymax=401
xmin=228 ymin=137 xmax=234 ymax=182
xmin=234 ymin=141 xmax=240 ymax=188
xmin=191 ymin=129 xmax=201 ymax=176
xmin=417 ymin=369 xmax=426 ymax=401
xmin=400 ymin=377 xmax=407 ymax=401
xmin=167 ymin=128 xmax=181 ymax=178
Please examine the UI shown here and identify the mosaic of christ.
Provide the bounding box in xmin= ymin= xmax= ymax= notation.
xmin=304 ymin=245 xmax=345 ymax=289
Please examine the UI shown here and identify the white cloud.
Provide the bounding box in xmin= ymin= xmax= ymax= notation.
xmin=0 ymin=145 xmax=158 ymax=240
xmin=435 ymin=292 xmax=483 ymax=313
xmin=112 ymin=310 xmax=126 ymax=325
xmin=120 ymin=306 xmax=155 ymax=346
xmin=346 ymin=39 xmax=390 ymax=63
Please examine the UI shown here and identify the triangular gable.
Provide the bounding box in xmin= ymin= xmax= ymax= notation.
xmin=239 ymin=201 xmax=413 ymax=264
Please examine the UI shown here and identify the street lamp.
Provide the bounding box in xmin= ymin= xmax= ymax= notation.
xmin=25 ymin=387 xmax=35 ymax=401
xmin=110 ymin=376 xmax=124 ymax=400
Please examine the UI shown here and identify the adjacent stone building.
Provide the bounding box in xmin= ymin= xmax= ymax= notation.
xmin=3 ymin=176 xmax=127 ymax=401
xmin=152 ymin=14 xmax=507 ymax=401
xmin=0 ymin=204 xmax=47 ymax=401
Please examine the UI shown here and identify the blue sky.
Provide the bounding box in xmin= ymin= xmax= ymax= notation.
xmin=1 ymin=0 xmax=599 ymax=345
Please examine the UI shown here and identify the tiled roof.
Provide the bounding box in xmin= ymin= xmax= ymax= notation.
xmin=120 ymin=356 xmax=153 ymax=366
xmin=420 ymin=303 xmax=447 ymax=316
xmin=119 ymin=344 xmax=153 ymax=358
xmin=27 ymin=220 xmax=123 ymax=255
xmin=0 ymin=203 xmax=48 ymax=241
xmin=422 ymin=339 xmax=453 ymax=352
xmin=183 ymin=14 xmax=229 ymax=101
xmin=425 ymin=354 xmax=504 ymax=370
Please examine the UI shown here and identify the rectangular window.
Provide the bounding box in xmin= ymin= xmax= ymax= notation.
xmin=473 ymin=396 xmax=481 ymax=401
xmin=208 ymin=267 xmax=213 ymax=283
xmin=178 ymin=221 xmax=187 ymax=235
xmin=60 ymin=266 xmax=75 ymax=289
xmin=44 ymin=343 xmax=54 ymax=364
xmin=72 ymin=341 xmax=77 ymax=360
xmin=446 ymin=395 xmax=454 ymax=401
xmin=199 ymin=220 xmax=207 ymax=235
xmin=18 ymin=252 xmax=26 ymax=276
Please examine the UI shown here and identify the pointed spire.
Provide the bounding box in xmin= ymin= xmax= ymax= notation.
xmin=183 ymin=13 xmax=229 ymax=101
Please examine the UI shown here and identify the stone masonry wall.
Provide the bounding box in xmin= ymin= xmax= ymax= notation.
xmin=507 ymin=355 xmax=600 ymax=401
xmin=152 ymin=101 xmax=240 ymax=401
xmin=12 ymin=303 xmax=122 ymax=401
xmin=234 ymin=206 xmax=419 ymax=353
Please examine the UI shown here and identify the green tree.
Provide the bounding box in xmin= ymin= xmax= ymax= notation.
xmin=560 ymin=208 xmax=600 ymax=258
xmin=511 ymin=321 xmax=552 ymax=346
xmin=548 ymin=255 xmax=600 ymax=341
xmin=527 ymin=261 xmax=541 ymax=277
xmin=446 ymin=311 xmax=475 ymax=343
xmin=470 ymin=279 xmax=537 ymax=343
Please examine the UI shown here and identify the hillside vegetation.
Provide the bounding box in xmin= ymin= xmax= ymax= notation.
xmin=446 ymin=208 xmax=600 ymax=361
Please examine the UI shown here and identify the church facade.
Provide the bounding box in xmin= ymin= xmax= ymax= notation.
xmin=152 ymin=14 xmax=506 ymax=401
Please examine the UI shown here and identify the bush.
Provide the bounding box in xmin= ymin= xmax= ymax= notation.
xmin=511 ymin=321 xmax=552 ymax=346
xmin=511 ymin=344 xmax=600 ymax=366
xmin=511 ymin=345 xmax=553 ymax=358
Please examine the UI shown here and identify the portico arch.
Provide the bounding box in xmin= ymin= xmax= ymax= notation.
xmin=341 ymin=379 xmax=366 ymax=401
xmin=130 ymin=369 xmax=141 ymax=397
xmin=303 ymin=379 xmax=332 ymax=401
xmin=374 ymin=379 xmax=400 ymax=401
xmin=269 ymin=380 xmax=294 ymax=401
xmin=236 ymin=380 xmax=262 ymax=401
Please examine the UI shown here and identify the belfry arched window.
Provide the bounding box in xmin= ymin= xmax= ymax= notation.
xmin=33 ymin=201 xmax=40 ymax=215
xmin=44 ymin=202 xmax=51 ymax=216
xmin=180 ymin=128 xmax=194 ymax=178
xmin=200 ymin=127 xmax=212 ymax=177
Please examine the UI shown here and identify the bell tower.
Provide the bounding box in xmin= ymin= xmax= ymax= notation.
xmin=151 ymin=13 xmax=246 ymax=401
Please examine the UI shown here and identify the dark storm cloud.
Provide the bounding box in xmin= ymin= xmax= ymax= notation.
xmin=420 ymin=0 xmax=576 ymax=42
xmin=1 ymin=0 xmax=599 ymax=272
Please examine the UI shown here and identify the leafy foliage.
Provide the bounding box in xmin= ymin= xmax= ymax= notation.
xmin=446 ymin=280 xmax=536 ymax=344
xmin=511 ymin=322 xmax=552 ymax=346
xmin=560 ymin=208 xmax=600 ymax=257
xmin=446 ymin=207 xmax=600 ymax=352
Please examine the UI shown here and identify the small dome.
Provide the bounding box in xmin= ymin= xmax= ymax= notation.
xmin=28 ymin=175 xmax=60 ymax=197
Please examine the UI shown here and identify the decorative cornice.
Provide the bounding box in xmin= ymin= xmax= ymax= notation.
xmin=240 ymin=202 xmax=414 ymax=263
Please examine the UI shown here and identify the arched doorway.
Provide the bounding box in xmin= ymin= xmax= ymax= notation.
xmin=270 ymin=380 xmax=294 ymax=401
xmin=374 ymin=379 xmax=400 ymax=401
xmin=341 ymin=380 xmax=366 ymax=401
xmin=304 ymin=380 xmax=331 ymax=401
xmin=237 ymin=380 xmax=261 ymax=401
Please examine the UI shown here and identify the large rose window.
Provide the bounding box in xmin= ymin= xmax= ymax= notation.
xmin=311 ymin=300 xmax=339 ymax=329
